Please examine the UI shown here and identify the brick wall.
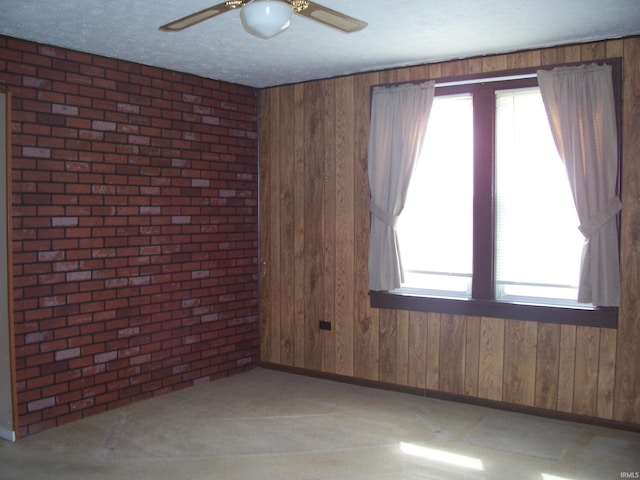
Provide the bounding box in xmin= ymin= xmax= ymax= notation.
xmin=0 ymin=35 xmax=259 ymax=437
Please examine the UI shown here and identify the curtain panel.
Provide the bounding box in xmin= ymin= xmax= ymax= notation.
xmin=367 ymin=81 xmax=435 ymax=291
xmin=537 ymin=64 xmax=621 ymax=307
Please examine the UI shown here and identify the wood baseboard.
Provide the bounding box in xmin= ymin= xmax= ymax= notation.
xmin=259 ymin=361 xmax=640 ymax=433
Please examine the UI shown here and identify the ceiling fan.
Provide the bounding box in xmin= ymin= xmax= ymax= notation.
xmin=159 ymin=0 xmax=367 ymax=38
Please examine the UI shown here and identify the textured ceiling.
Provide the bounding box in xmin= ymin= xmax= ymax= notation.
xmin=1 ymin=0 xmax=640 ymax=88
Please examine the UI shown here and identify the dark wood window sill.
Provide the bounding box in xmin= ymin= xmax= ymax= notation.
xmin=370 ymin=291 xmax=618 ymax=328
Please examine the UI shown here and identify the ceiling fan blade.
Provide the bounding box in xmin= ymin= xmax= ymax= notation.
xmin=293 ymin=1 xmax=367 ymax=33
xmin=159 ymin=1 xmax=245 ymax=31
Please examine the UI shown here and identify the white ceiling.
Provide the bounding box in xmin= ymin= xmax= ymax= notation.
xmin=1 ymin=0 xmax=640 ymax=88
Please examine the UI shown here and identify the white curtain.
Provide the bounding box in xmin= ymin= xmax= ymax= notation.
xmin=367 ymin=81 xmax=435 ymax=291
xmin=537 ymin=64 xmax=621 ymax=306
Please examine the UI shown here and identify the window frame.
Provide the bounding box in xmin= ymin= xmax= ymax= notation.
xmin=370 ymin=59 xmax=622 ymax=329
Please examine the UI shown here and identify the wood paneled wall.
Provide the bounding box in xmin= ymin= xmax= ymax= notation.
xmin=259 ymin=37 xmax=640 ymax=425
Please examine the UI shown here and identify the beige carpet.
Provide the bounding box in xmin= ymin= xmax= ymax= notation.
xmin=1 ymin=368 xmax=638 ymax=479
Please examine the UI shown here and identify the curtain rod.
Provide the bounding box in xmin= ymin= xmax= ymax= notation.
xmin=435 ymin=72 xmax=537 ymax=88
xmin=372 ymin=58 xmax=617 ymax=94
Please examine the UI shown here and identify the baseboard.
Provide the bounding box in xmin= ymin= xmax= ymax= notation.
xmin=259 ymin=361 xmax=640 ymax=433
xmin=0 ymin=425 xmax=16 ymax=442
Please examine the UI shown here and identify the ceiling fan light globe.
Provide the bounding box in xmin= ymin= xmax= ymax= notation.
xmin=240 ymin=0 xmax=293 ymax=39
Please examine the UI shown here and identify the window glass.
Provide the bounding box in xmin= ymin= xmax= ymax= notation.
xmin=396 ymin=84 xmax=585 ymax=307
xmin=396 ymin=93 xmax=473 ymax=297
xmin=494 ymin=88 xmax=583 ymax=305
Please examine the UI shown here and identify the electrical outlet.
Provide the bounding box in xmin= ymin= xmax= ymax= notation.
xmin=319 ymin=320 xmax=332 ymax=331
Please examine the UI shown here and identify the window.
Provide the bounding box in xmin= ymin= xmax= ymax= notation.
xmin=397 ymin=92 xmax=473 ymax=298
xmin=493 ymin=88 xmax=583 ymax=305
xmin=371 ymin=65 xmax=620 ymax=327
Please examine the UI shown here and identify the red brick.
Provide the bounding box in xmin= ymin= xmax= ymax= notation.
xmin=6 ymin=35 xmax=258 ymax=438
xmin=70 ymin=398 xmax=94 ymax=412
